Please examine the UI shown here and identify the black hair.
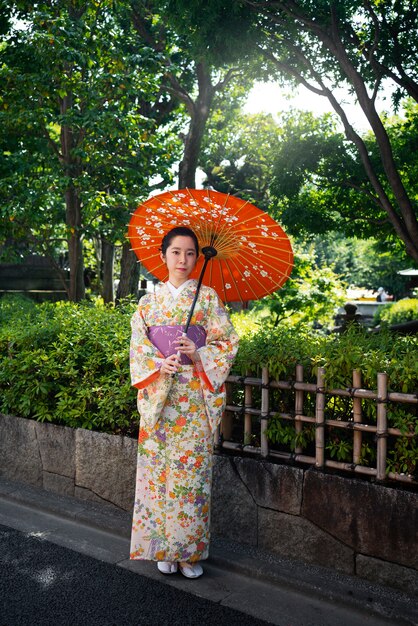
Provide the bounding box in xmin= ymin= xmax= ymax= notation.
xmin=160 ymin=226 xmax=199 ymax=256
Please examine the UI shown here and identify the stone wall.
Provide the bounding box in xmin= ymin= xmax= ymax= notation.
xmin=1 ymin=413 xmax=417 ymax=595
xmin=0 ymin=414 xmax=136 ymax=511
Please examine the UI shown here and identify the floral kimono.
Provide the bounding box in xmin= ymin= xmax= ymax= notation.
xmin=129 ymin=280 xmax=239 ymax=563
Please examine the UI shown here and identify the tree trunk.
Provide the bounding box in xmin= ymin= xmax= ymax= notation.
xmin=101 ymin=236 xmax=114 ymax=303
xmin=61 ymin=92 xmax=85 ymax=301
xmin=115 ymin=240 xmax=140 ymax=304
xmin=178 ymin=63 xmax=214 ymax=188
xmin=178 ymin=108 xmax=209 ymax=188
xmin=65 ymin=184 xmax=85 ymax=302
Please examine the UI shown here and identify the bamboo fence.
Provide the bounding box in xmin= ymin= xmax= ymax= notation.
xmin=215 ymin=366 xmax=418 ymax=486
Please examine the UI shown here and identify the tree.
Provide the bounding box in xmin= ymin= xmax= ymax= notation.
xmin=168 ymin=0 xmax=418 ymax=261
xmin=199 ymin=106 xmax=279 ymax=210
xmin=131 ymin=0 xmax=249 ymax=188
xmin=199 ymin=104 xmax=414 ymax=298
xmin=251 ymin=245 xmax=345 ymax=328
xmin=311 ymin=233 xmax=412 ymax=299
xmin=1 ymin=2 xmax=180 ymax=301
xmin=270 ymin=104 xmax=418 ymax=243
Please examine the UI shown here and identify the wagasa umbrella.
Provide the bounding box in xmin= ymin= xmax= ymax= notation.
xmin=128 ymin=188 xmax=293 ymax=314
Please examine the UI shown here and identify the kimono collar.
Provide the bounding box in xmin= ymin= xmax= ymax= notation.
xmin=166 ymin=279 xmax=195 ymax=300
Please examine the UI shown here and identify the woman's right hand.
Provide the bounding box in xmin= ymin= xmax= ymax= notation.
xmin=160 ymin=353 xmax=181 ymax=375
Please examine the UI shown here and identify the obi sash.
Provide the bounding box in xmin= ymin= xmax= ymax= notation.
xmin=147 ymin=325 xmax=207 ymax=365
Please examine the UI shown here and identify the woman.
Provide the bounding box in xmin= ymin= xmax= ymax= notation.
xmin=129 ymin=226 xmax=239 ymax=579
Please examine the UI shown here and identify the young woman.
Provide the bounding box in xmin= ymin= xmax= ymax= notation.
xmin=129 ymin=226 xmax=239 ymax=579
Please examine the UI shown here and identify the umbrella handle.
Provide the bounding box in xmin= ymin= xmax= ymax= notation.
xmin=171 ymin=246 xmax=217 ymax=378
xmin=184 ymin=246 xmax=217 ymax=334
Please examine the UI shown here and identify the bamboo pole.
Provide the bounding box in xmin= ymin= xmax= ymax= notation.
xmin=221 ymin=381 xmax=234 ymax=441
xmin=228 ymin=405 xmax=414 ymax=438
xmin=294 ymin=364 xmax=304 ymax=454
xmin=218 ymin=443 xmax=418 ymax=485
xmin=223 ymin=366 xmax=417 ymax=486
xmin=268 ymin=411 xmax=414 ymax=438
xmin=315 ymin=367 xmax=326 ymax=469
xmin=376 ymin=372 xmax=388 ymax=482
xmin=244 ymin=369 xmax=253 ymax=446
xmin=260 ymin=366 xmax=269 ymax=458
xmin=352 ymin=369 xmax=362 ymax=464
xmin=228 ymin=374 xmax=418 ymax=406
xmin=228 ymin=375 xmax=263 ymax=386
xmin=213 ymin=423 xmax=220 ymax=448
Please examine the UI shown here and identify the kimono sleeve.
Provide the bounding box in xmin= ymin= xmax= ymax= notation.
xmin=130 ymin=306 xmax=164 ymax=389
xmin=196 ymin=289 xmax=239 ymax=393
xmin=130 ymin=305 xmax=173 ymax=429
xmin=195 ymin=289 xmax=239 ymax=433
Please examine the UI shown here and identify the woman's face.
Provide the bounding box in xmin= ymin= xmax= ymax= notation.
xmin=160 ymin=235 xmax=198 ymax=286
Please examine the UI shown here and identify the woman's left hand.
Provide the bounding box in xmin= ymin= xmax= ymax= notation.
xmin=174 ymin=335 xmax=200 ymax=362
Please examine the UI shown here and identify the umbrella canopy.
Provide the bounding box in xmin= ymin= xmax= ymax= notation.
xmin=128 ymin=188 xmax=294 ymax=303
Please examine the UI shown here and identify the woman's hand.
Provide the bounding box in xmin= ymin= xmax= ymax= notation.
xmin=173 ymin=335 xmax=201 ymax=362
xmin=160 ymin=353 xmax=181 ymax=375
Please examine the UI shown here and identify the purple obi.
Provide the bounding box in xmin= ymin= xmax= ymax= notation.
xmin=147 ymin=325 xmax=207 ymax=365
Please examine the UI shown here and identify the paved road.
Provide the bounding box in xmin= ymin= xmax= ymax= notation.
xmin=0 ymin=524 xmax=271 ymax=626
xmin=0 ymin=480 xmax=416 ymax=626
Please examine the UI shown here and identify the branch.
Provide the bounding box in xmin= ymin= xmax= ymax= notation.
xmin=213 ymin=67 xmax=241 ymax=92
xmin=260 ymin=42 xmax=408 ymax=240
xmin=259 ymin=45 xmax=324 ymax=96
xmin=362 ymin=0 xmax=380 ymax=62
xmin=349 ymin=5 xmax=418 ymax=103
xmin=130 ymin=6 xmax=195 ymax=112
xmin=341 ymin=180 xmax=383 ymax=210
xmin=164 ymin=73 xmax=195 ymax=113
xmin=130 ymin=6 xmax=165 ymax=52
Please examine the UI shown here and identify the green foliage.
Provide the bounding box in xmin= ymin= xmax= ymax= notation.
xmin=164 ymin=0 xmax=257 ymax=65
xmin=0 ymin=297 xmax=138 ymax=434
xmin=311 ymin=233 xmax=412 ymax=298
xmin=172 ymin=0 xmax=418 ymax=261
xmin=270 ymin=109 xmax=398 ymax=240
xmin=235 ymin=321 xmax=417 ymax=473
xmin=233 ymin=321 xmax=418 ymax=392
xmin=229 ymin=310 xmax=260 ymax=337
xmin=0 ymin=2 xmax=181 ymax=270
xmin=250 ymin=245 xmax=345 ymax=329
xmin=373 ymin=298 xmax=418 ymax=327
xmin=234 ymin=323 xmax=325 ymax=380
xmin=200 ymin=110 xmax=279 ymax=211
xmin=0 ymin=297 xmax=416 ymax=475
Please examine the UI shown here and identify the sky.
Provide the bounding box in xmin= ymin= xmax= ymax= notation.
xmin=243 ymin=80 xmax=397 ymax=132
xmin=159 ymin=79 xmax=398 ymax=191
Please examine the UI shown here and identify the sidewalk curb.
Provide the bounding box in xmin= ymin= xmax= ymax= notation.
xmin=0 ymin=477 xmax=416 ymax=625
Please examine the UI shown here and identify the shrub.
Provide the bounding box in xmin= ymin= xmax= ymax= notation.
xmin=0 ymin=298 xmax=138 ymax=436
xmin=0 ymin=299 xmax=416 ymax=476
xmin=234 ymin=323 xmax=417 ymax=475
xmin=234 ymin=322 xmax=417 ymax=392
xmin=373 ymin=298 xmax=418 ymax=326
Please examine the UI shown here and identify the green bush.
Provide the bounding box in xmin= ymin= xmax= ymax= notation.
xmin=373 ymin=298 xmax=418 ymax=326
xmin=234 ymin=322 xmax=417 ymax=392
xmin=0 ymin=297 xmax=138 ymax=435
xmin=0 ymin=299 xmax=416 ymax=475
xmin=234 ymin=323 xmax=417 ymax=476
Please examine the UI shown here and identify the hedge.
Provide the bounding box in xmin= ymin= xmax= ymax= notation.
xmin=0 ymin=296 xmax=416 ymax=474
xmin=0 ymin=295 xmax=138 ymax=436
xmin=373 ymin=298 xmax=418 ymax=326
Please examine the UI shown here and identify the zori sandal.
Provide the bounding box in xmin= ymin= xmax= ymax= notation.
xmin=178 ymin=562 xmax=203 ymax=579
xmin=157 ymin=561 xmax=178 ymax=575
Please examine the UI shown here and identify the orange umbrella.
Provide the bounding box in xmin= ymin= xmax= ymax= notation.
xmin=128 ymin=188 xmax=293 ymax=304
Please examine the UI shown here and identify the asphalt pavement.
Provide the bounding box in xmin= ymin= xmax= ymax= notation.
xmin=0 ymin=477 xmax=416 ymax=626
